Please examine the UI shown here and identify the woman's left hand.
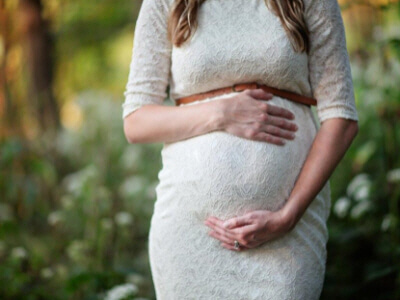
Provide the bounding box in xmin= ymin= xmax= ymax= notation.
xmin=204 ymin=209 xmax=296 ymax=251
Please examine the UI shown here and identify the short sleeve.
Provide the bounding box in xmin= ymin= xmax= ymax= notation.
xmin=122 ymin=0 xmax=172 ymax=119
xmin=305 ymin=0 xmax=359 ymax=124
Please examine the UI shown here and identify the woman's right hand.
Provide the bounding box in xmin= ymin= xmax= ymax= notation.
xmin=217 ymin=88 xmax=299 ymax=146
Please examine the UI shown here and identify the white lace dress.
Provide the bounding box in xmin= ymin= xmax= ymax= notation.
xmin=122 ymin=0 xmax=359 ymax=299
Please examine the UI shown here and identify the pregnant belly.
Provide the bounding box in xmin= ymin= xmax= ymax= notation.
xmin=154 ymin=96 xmax=319 ymax=221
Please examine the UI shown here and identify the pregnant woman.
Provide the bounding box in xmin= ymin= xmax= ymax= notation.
xmin=122 ymin=0 xmax=359 ymax=298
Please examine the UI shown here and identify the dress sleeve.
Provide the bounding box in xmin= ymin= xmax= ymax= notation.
xmin=122 ymin=0 xmax=172 ymax=119
xmin=305 ymin=0 xmax=359 ymax=124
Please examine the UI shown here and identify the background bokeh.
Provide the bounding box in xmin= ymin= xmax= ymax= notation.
xmin=0 ymin=0 xmax=399 ymax=299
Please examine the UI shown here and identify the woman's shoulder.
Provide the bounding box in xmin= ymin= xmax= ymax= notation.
xmin=303 ymin=0 xmax=342 ymax=17
xmin=141 ymin=0 xmax=175 ymax=11
xmin=137 ymin=0 xmax=175 ymax=24
xmin=302 ymin=0 xmax=344 ymax=31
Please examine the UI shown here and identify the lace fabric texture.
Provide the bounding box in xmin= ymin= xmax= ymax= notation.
xmin=122 ymin=0 xmax=358 ymax=299
xmin=122 ymin=0 xmax=359 ymax=124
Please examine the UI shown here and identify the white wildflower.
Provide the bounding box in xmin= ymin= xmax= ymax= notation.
xmin=11 ymin=247 xmax=28 ymax=259
xmin=67 ymin=240 xmax=89 ymax=263
xmin=115 ymin=212 xmax=133 ymax=227
xmin=126 ymin=273 xmax=145 ymax=286
xmin=387 ymin=168 xmax=400 ymax=183
xmin=48 ymin=210 xmax=64 ymax=226
xmin=120 ymin=146 xmax=142 ymax=169
xmin=347 ymin=173 xmax=371 ymax=199
xmin=333 ymin=197 xmax=351 ymax=218
xmin=350 ymin=201 xmax=372 ymax=219
xmin=119 ymin=176 xmax=147 ymax=197
xmin=104 ymin=283 xmax=138 ymax=300
xmin=63 ymin=173 xmax=84 ymax=195
xmin=381 ymin=214 xmax=391 ymax=232
xmin=354 ymin=185 xmax=370 ymax=202
xmin=40 ymin=267 xmax=54 ymax=279
xmin=63 ymin=164 xmax=98 ymax=196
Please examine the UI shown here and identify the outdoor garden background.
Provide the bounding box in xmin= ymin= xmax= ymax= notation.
xmin=0 ymin=0 xmax=399 ymax=299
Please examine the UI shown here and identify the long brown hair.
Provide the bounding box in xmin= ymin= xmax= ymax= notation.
xmin=167 ymin=0 xmax=310 ymax=53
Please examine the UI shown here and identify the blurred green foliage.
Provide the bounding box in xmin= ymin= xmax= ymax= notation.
xmin=1 ymin=92 xmax=163 ymax=299
xmin=1 ymin=0 xmax=400 ymax=299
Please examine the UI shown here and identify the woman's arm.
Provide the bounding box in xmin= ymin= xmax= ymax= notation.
xmin=124 ymin=89 xmax=301 ymax=144
xmin=282 ymin=0 xmax=360 ymax=227
xmin=122 ymin=0 xmax=298 ymax=145
xmin=122 ymin=0 xmax=218 ymax=144
xmin=203 ymin=117 xmax=358 ymax=251
xmin=124 ymin=101 xmax=221 ymax=144
xmin=280 ymin=118 xmax=358 ymax=229
xmin=203 ymin=0 xmax=361 ymax=251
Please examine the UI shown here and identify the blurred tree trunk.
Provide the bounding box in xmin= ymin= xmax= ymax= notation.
xmin=0 ymin=0 xmax=14 ymax=137
xmin=17 ymin=0 xmax=60 ymax=131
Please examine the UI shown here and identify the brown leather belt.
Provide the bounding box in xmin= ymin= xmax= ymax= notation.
xmin=175 ymin=82 xmax=317 ymax=107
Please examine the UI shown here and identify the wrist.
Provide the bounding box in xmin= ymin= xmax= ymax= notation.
xmin=279 ymin=204 xmax=301 ymax=231
xmin=209 ymin=98 xmax=227 ymax=131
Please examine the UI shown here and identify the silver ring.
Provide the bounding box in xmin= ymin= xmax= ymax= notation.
xmin=234 ymin=240 xmax=240 ymax=250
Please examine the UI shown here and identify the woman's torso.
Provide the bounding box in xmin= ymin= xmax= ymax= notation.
xmin=154 ymin=0 xmax=321 ymax=221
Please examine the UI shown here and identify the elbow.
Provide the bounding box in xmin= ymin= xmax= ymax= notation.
xmin=349 ymin=120 xmax=359 ymax=139
xmin=123 ymin=116 xmax=139 ymax=144
xmin=123 ymin=105 xmax=159 ymax=144
xmin=123 ymin=123 xmax=135 ymax=144
xmin=344 ymin=119 xmax=359 ymax=144
xmin=123 ymin=107 xmax=149 ymax=144
xmin=321 ymin=117 xmax=359 ymax=142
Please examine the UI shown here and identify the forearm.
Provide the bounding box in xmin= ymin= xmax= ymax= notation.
xmin=123 ymin=101 xmax=224 ymax=144
xmin=280 ymin=118 xmax=359 ymax=229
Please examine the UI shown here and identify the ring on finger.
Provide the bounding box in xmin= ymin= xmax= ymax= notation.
xmin=234 ymin=240 xmax=241 ymax=250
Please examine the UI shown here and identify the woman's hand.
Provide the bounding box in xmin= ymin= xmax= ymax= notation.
xmin=204 ymin=209 xmax=295 ymax=251
xmin=217 ymin=88 xmax=299 ymax=146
